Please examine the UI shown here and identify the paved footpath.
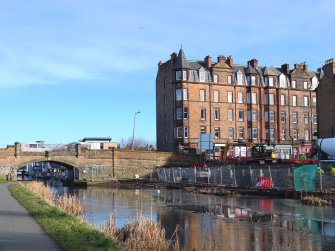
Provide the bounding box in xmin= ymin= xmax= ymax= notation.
xmin=0 ymin=183 xmax=61 ymax=251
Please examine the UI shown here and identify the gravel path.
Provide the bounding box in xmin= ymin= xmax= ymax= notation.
xmin=0 ymin=183 xmax=61 ymax=251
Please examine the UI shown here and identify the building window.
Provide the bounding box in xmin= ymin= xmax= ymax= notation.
xmin=292 ymin=95 xmax=297 ymax=106
xmin=200 ymin=126 xmax=206 ymax=134
xmin=182 ymin=70 xmax=187 ymax=81
xmin=269 ymin=94 xmax=274 ymax=105
xmin=279 ymin=74 xmax=286 ymax=88
xmin=237 ymin=72 xmax=243 ymax=85
xmin=238 ymin=92 xmax=243 ymax=103
xmin=270 ymin=111 xmax=275 ymax=122
xmin=176 ymin=89 xmax=182 ymax=101
xmin=201 ymin=108 xmax=206 ymax=120
xmin=305 ymin=130 xmax=310 ymax=141
xmin=176 ymin=71 xmax=181 ymax=81
xmin=214 ymin=127 xmax=220 ymax=139
xmin=281 ymin=112 xmax=286 ymax=123
xmin=200 ymin=90 xmax=205 ymax=101
xmin=293 ymin=112 xmax=298 ymax=123
xmin=251 ymin=76 xmax=256 ymax=86
xmin=238 ymin=110 xmax=244 ymax=122
xmin=304 ymin=96 xmax=309 ymax=107
xmin=214 ymin=90 xmax=219 ymax=102
xmin=214 ymin=108 xmax=220 ymax=120
xmin=265 ymin=129 xmax=270 ymax=139
xmin=303 ymin=81 xmax=308 ymax=89
xmin=227 ymin=75 xmax=232 ymax=84
xmin=270 ymin=129 xmax=275 ymax=140
xmin=282 ymin=129 xmax=286 ymax=140
xmin=165 ymin=132 xmax=168 ymax=143
xmin=184 ymin=127 xmax=188 ymax=138
xmin=238 ymin=128 xmax=244 ymax=139
xmin=183 ymin=107 xmax=188 ymax=119
xmin=252 ymin=92 xmax=257 ymax=104
xmin=313 ymin=114 xmax=317 ymax=124
xmin=213 ymin=74 xmax=218 ymax=83
xmin=312 ymin=97 xmax=316 ymax=107
xmin=248 ymin=128 xmax=252 ymax=139
xmin=252 ymin=128 xmax=258 ymax=139
xmin=280 ymin=94 xmax=285 ymax=106
xmin=183 ymin=89 xmax=188 ymax=100
xmin=163 ymin=77 xmax=166 ymax=88
xmin=304 ymin=113 xmax=309 ymax=124
xmin=292 ymin=130 xmax=298 ymax=140
xmin=264 ymin=94 xmax=269 ymax=105
xmin=265 ymin=111 xmax=269 ymax=122
xmin=291 ymin=80 xmax=296 ymax=89
xmin=176 ymin=127 xmax=183 ymax=138
xmin=228 ymin=128 xmax=234 ymax=139
xmin=199 ymin=71 xmax=205 ymax=82
xmin=247 ymin=110 xmax=251 ymax=122
xmin=269 ymin=77 xmax=274 ymax=87
xmin=228 ymin=92 xmax=233 ymax=103
xmin=228 ymin=109 xmax=234 ymax=121
xmin=176 ymin=108 xmax=182 ymax=120
xmin=247 ymin=93 xmax=251 ymax=104
xmin=252 ymin=110 xmax=257 ymax=122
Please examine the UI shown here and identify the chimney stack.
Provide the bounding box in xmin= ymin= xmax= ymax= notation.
xmin=204 ymin=55 xmax=212 ymax=68
xmin=217 ymin=55 xmax=226 ymax=63
xmin=171 ymin=52 xmax=177 ymax=62
xmin=281 ymin=64 xmax=290 ymax=75
xmin=250 ymin=58 xmax=258 ymax=68
xmin=226 ymin=55 xmax=234 ymax=67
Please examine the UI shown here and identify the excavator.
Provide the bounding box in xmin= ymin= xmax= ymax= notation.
xmin=221 ymin=140 xmax=277 ymax=164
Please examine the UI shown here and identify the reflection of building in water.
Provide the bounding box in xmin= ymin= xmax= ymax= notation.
xmin=157 ymin=201 xmax=323 ymax=251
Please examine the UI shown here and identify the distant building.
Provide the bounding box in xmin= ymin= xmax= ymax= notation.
xmin=317 ymin=59 xmax=335 ymax=138
xmin=156 ymin=48 xmax=318 ymax=158
xmin=79 ymin=137 xmax=118 ymax=150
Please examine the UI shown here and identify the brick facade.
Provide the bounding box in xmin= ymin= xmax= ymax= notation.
xmin=156 ymin=49 xmax=318 ymax=158
xmin=317 ymin=59 xmax=335 ymax=138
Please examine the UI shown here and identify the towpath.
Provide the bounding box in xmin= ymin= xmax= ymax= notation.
xmin=0 ymin=183 xmax=61 ymax=251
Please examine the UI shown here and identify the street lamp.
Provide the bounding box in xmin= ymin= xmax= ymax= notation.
xmin=132 ymin=111 xmax=140 ymax=150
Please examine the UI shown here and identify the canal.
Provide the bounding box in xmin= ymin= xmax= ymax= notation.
xmin=48 ymin=182 xmax=335 ymax=250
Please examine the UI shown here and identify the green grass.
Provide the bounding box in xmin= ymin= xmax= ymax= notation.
xmin=9 ymin=184 xmax=119 ymax=251
xmin=0 ymin=176 xmax=8 ymax=184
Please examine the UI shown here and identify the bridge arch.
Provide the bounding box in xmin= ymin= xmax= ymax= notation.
xmin=15 ymin=158 xmax=80 ymax=181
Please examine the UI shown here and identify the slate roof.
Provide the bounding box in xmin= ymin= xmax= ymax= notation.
xmin=173 ymin=49 xmax=191 ymax=69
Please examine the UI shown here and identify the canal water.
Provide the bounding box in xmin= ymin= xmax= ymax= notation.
xmin=48 ymin=182 xmax=335 ymax=251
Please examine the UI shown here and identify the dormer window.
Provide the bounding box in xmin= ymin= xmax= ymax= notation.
xmin=269 ymin=77 xmax=274 ymax=87
xmin=176 ymin=71 xmax=182 ymax=81
xmin=182 ymin=70 xmax=187 ymax=81
xmin=279 ymin=74 xmax=286 ymax=88
xmin=303 ymin=81 xmax=308 ymax=89
xmin=199 ymin=71 xmax=205 ymax=82
xmin=237 ymin=71 xmax=243 ymax=85
xmin=251 ymin=76 xmax=256 ymax=86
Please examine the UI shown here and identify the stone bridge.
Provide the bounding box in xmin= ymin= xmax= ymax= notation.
xmin=0 ymin=143 xmax=197 ymax=181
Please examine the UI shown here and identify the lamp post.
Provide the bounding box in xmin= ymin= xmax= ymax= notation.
xmin=132 ymin=111 xmax=140 ymax=150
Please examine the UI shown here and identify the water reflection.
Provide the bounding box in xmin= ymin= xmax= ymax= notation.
xmin=48 ymin=181 xmax=335 ymax=250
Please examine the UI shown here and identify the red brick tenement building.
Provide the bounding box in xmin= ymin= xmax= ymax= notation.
xmin=156 ymin=49 xmax=318 ymax=158
xmin=317 ymin=59 xmax=335 ymax=138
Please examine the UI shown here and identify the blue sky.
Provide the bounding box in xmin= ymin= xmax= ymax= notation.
xmin=0 ymin=0 xmax=334 ymax=147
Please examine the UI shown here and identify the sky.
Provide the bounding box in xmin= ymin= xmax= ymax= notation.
xmin=0 ymin=0 xmax=334 ymax=147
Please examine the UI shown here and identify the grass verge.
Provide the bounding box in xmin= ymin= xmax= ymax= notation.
xmin=9 ymin=183 xmax=119 ymax=251
xmin=0 ymin=176 xmax=8 ymax=184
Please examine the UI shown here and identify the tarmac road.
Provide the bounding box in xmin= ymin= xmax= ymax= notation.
xmin=0 ymin=183 xmax=61 ymax=251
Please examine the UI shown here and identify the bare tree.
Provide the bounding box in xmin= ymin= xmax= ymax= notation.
xmin=119 ymin=137 xmax=155 ymax=150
